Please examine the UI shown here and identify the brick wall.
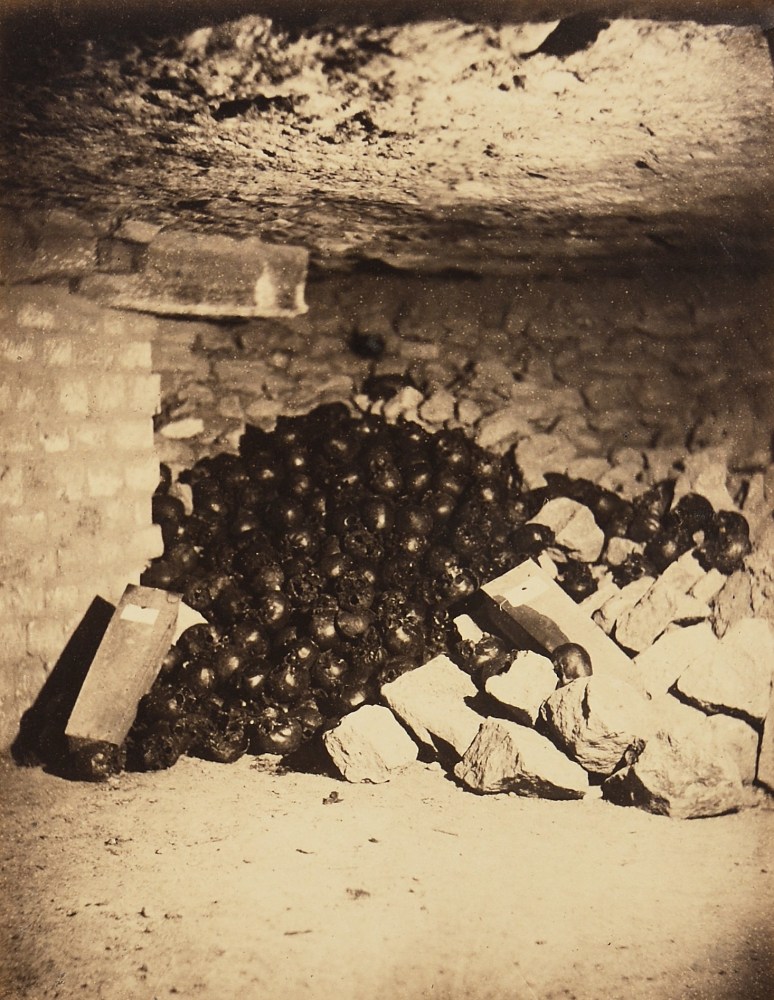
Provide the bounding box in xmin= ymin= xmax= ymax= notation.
xmin=0 ymin=285 xmax=163 ymax=749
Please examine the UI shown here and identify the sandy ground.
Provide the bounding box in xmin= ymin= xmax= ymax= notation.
xmin=1 ymin=753 xmax=772 ymax=1000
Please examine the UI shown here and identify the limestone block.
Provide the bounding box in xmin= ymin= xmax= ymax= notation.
xmin=475 ymin=405 xmax=531 ymax=453
xmin=322 ymin=705 xmax=418 ymax=783
xmin=592 ymin=576 xmax=654 ymax=636
xmin=564 ymin=457 xmax=610 ymax=483
xmin=418 ymin=388 xmax=456 ymax=426
xmin=529 ymin=498 xmax=604 ymax=562
xmin=674 ymin=617 xmax=774 ymax=723
xmin=456 ymin=397 xmax=483 ymax=427
xmin=602 ymin=730 xmax=745 ymax=819
xmin=757 ymin=681 xmax=774 ymax=791
xmin=453 ymin=614 xmax=484 ymax=645
xmin=615 ymin=552 xmax=707 ymax=652
xmin=514 ymin=433 xmax=578 ymax=488
xmin=579 ymin=578 xmax=620 ymax=618
xmin=633 ymin=622 xmax=718 ymax=698
xmin=705 ymin=714 xmax=760 ymax=786
xmin=159 ymin=418 xmax=205 ymax=440
xmin=381 ymin=653 xmax=483 ymax=757
xmin=455 ymin=718 xmax=589 ymax=799
xmin=381 ymin=386 xmax=424 ymax=423
xmin=80 ymin=231 xmax=309 ymax=318
xmin=690 ymin=568 xmax=726 ymax=605
xmin=538 ymin=675 xmax=652 ymax=776
xmin=671 ymin=448 xmax=737 ymax=512
xmin=712 ymin=519 xmax=774 ymax=637
xmin=484 ymin=650 xmax=558 ymax=726
xmin=605 ymin=537 xmax=643 ymax=567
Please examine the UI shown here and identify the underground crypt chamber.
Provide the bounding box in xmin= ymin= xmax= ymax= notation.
xmin=1 ymin=2 xmax=774 ymax=819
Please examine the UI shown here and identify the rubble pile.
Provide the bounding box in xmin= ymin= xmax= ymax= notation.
xmin=62 ymin=397 xmax=772 ymax=817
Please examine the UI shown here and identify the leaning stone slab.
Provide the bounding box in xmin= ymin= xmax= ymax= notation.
xmin=528 ymin=498 xmax=604 ymax=563
xmin=538 ymin=675 xmax=651 ymax=776
xmin=633 ymin=622 xmax=718 ymax=699
xmin=602 ymin=730 xmax=745 ymax=819
xmin=674 ymin=617 xmax=774 ymax=723
xmin=322 ymin=705 xmax=418 ymax=783
xmin=79 ymin=230 xmax=309 ymax=318
xmin=455 ymin=718 xmax=589 ymax=799
xmin=481 ymin=560 xmax=637 ymax=687
xmin=381 ymin=654 xmax=483 ymax=757
xmin=484 ymin=650 xmax=558 ymax=726
xmin=615 ymin=551 xmax=707 ymax=652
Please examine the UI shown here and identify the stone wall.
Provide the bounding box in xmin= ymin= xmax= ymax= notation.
xmin=151 ymin=264 xmax=774 ymax=476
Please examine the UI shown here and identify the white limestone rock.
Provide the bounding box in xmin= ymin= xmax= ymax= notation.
xmin=453 ymin=614 xmax=484 ymax=645
xmin=605 ymin=537 xmax=644 ymax=567
xmin=382 ymin=385 xmax=425 ymax=423
xmin=159 ymin=417 xmax=205 ymax=439
xmin=671 ymin=448 xmax=738 ymax=513
xmin=322 ymin=705 xmax=418 ymax=783
xmin=484 ymin=650 xmax=558 ymax=726
xmin=579 ymin=577 xmax=620 ymax=618
xmin=757 ymin=682 xmax=774 ymax=791
xmin=528 ymin=498 xmax=604 ymax=562
xmin=538 ymin=675 xmax=652 ymax=776
xmin=602 ymin=730 xmax=745 ymax=819
xmin=381 ymin=654 xmax=483 ymax=758
xmin=633 ymin=622 xmax=718 ymax=698
xmin=647 ymin=694 xmax=759 ymax=785
xmin=690 ymin=569 xmax=727 ymax=605
xmin=593 ymin=576 xmax=654 ymax=635
xmin=475 ymin=405 xmax=531 ymax=453
xmin=418 ymin=388 xmax=456 ymax=426
xmin=674 ymin=617 xmax=774 ymax=723
xmin=705 ymin=714 xmax=760 ymax=786
xmin=615 ymin=551 xmax=707 ymax=652
xmin=454 ymin=718 xmax=589 ymax=799
xmin=514 ymin=433 xmax=578 ymax=489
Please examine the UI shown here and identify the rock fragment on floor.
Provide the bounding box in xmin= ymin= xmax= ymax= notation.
xmin=381 ymin=654 xmax=483 ymax=757
xmin=322 ymin=705 xmax=418 ymax=783
xmin=454 ymin=718 xmax=589 ymax=798
xmin=674 ymin=617 xmax=774 ymax=723
xmin=601 ymin=730 xmax=746 ymax=819
xmin=484 ymin=650 xmax=558 ymax=726
xmin=538 ymin=675 xmax=652 ymax=776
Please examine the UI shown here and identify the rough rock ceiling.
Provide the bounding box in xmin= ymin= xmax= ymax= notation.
xmin=2 ymin=7 xmax=773 ymax=275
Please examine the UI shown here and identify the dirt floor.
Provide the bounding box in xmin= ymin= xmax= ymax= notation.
xmin=1 ymin=753 xmax=773 ymax=1000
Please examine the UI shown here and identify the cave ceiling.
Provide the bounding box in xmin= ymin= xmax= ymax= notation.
xmin=1 ymin=3 xmax=773 ymax=276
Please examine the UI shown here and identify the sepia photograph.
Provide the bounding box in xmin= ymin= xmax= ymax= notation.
xmin=1 ymin=2 xmax=773 ymax=997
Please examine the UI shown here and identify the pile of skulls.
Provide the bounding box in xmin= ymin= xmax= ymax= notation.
xmin=99 ymin=399 xmax=772 ymax=819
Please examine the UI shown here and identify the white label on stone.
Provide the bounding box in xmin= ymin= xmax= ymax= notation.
xmin=120 ymin=604 xmax=160 ymax=626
